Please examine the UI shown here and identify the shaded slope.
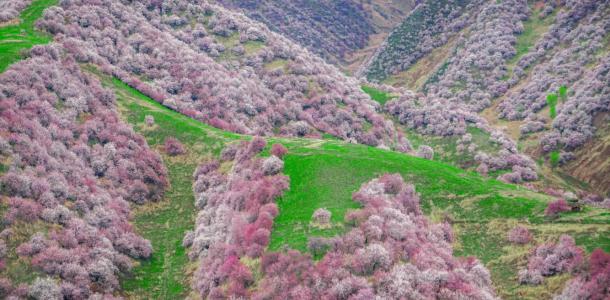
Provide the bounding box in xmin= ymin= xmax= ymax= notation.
xmin=363 ymin=0 xmax=478 ymax=82
xmin=214 ymin=0 xmax=375 ymax=65
xmin=215 ymin=0 xmax=416 ymax=69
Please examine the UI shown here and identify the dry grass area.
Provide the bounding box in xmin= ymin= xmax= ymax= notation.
xmin=344 ymin=32 xmax=388 ymax=75
xmin=480 ymin=102 xmax=524 ymax=142
xmin=0 ymin=19 xmax=20 ymax=27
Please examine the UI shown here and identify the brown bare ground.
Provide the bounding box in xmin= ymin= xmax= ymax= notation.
xmin=480 ymin=101 xmax=524 ymax=142
xmin=0 ymin=18 xmax=20 ymax=27
xmin=564 ymin=112 xmax=610 ymax=196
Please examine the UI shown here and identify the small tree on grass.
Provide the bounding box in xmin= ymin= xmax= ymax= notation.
xmin=248 ymin=136 xmax=267 ymax=154
xmin=416 ymin=145 xmax=434 ymax=160
xmin=545 ymin=199 xmax=570 ymax=217
xmin=164 ymin=137 xmax=186 ymax=156
xmin=262 ymin=156 xmax=284 ymax=176
xmin=145 ymin=115 xmax=155 ymax=126
xmin=312 ymin=208 xmax=331 ymax=226
xmin=508 ymin=226 xmax=533 ymax=245
xmin=307 ymin=237 xmax=332 ymax=257
xmin=270 ymin=144 xmax=288 ymax=158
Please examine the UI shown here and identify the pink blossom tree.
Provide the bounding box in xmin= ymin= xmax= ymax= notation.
xmin=164 ymin=137 xmax=186 ymax=156
xmin=507 ymin=226 xmax=533 ymax=245
xmin=545 ymin=199 xmax=571 ymax=217
xmin=312 ymin=208 xmax=331 ymax=226
xmin=270 ymin=143 xmax=288 ymax=158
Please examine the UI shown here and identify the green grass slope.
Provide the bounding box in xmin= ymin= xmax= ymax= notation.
xmin=361 ymin=85 xmax=396 ymax=105
xmin=88 ymin=67 xmax=610 ymax=299
xmin=0 ymin=0 xmax=58 ymax=72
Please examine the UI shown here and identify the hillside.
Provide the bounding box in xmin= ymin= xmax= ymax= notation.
xmin=94 ymin=66 xmax=609 ymax=299
xmin=37 ymin=0 xmax=417 ymax=151
xmin=362 ymin=0 xmax=610 ymax=197
xmin=0 ymin=0 xmax=609 ymax=299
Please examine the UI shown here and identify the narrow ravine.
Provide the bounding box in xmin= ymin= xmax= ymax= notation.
xmin=90 ymin=72 xmax=233 ymax=299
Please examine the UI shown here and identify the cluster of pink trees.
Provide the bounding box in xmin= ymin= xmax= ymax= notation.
xmin=518 ymin=235 xmax=584 ymax=285
xmin=186 ymin=170 xmax=498 ymax=298
xmin=555 ymin=248 xmax=610 ymax=299
xmin=257 ymin=174 xmax=497 ymax=299
xmin=0 ymin=0 xmax=32 ymax=22
xmin=382 ymin=84 xmax=538 ymax=181
xmin=540 ymin=56 xmax=610 ymax=153
xmin=499 ymin=0 xmax=607 ymax=119
xmin=385 ymin=90 xmax=474 ymax=137
xmin=0 ymin=45 xmax=167 ymax=298
xmin=426 ymin=0 xmax=528 ymax=112
xmin=519 ymin=235 xmax=610 ymax=298
xmin=38 ymin=0 xmax=411 ymax=151
xmin=186 ymin=138 xmax=290 ymax=297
